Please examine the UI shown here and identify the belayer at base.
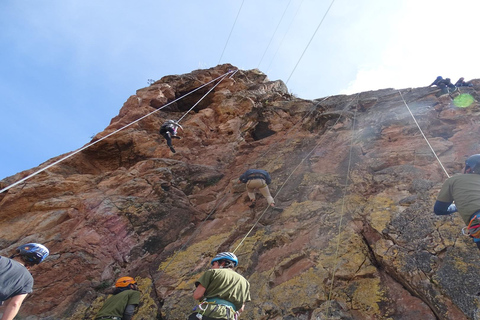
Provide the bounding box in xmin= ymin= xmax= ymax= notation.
xmin=434 ymin=154 xmax=480 ymax=250
xmin=94 ymin=276 xmax=140 ymax=320
xmin=188 ymin=252 xmax=251 ymax=320
xmin=0 ymin=243 xmax=49 ymax=320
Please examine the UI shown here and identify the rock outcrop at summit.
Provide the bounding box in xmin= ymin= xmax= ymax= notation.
xmin=2 ymin=64 xmax=480 ymax=319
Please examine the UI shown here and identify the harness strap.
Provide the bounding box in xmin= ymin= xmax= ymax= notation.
xmin=205 ymin=297 xmax=237 ymax=311
xmin=463 ymin=210 xmax=480 ymax=238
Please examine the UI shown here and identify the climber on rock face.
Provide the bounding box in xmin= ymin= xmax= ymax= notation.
xmin=159 ymin=120 xmax=183 ymax=153
xmin=188 ymin=252 xmax=251 ymax=320
xmin=434 ymin=154 xmax=480 ymax=250
xmin=455 ymin=77 xmax=473 ymax=87
xmin=94 ymin=276 xmax=140 ymax=320
xmin=239 ymin=169 xmax=282 ymax=210
xmin=0 ymin=243 xmax=49 ymax=320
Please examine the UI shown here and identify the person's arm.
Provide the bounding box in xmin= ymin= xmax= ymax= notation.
xmin=193 ymin=284 xmax=206 ymax=300
xmin=1 ymin=294 xmax=27 ymax=320
xmin=434 ymin=200 xmax=457 ymax=215
xmin=122 ymin=304 xmax=137 ymax=320
xmin=238 ymin=303 xmax=245 ymax=313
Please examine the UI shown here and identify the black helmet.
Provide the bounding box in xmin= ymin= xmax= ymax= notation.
xmin=465 ymin=154 xmax=480 ymax=174
xmin=17 ymin=243 xmax=49 ymax=265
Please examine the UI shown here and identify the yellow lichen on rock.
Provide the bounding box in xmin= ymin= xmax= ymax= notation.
xmin=365 ymin=196 xmax=396 ymax=233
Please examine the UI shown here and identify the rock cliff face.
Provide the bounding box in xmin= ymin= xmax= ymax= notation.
xmin=2 ymin=64 xmax=480 ymax=319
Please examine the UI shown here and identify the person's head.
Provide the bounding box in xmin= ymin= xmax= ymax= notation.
xmin=13 ymin=243 xmax=49 ymax=268
xmin=211 ymin=252 xmax=238 ymax=269
xmin=446 ymin=78 xmax=451 ymax=82
xmin=460 ymin=77 xmax=465 ymax=81
xmin=115 ymin=276 xmax=138 ymax=291
xmin=465 ymin=154 xmax=480 ymax=174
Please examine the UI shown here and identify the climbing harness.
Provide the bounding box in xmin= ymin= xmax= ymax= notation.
xmin=0 ymin=70 xmax=235 ymax=194
xmin=193 ymin=299 xmax=238 ymax=320
xmin=462 ymin=213 xmax=480 ymax=238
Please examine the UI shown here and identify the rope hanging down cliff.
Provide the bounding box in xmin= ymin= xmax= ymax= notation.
xmin=0 ymin=70 xmax=236 ymax=194
xmin=233 ymin=94 xmax=360 ymax=254
xmin=398 ymin=90 xmax=450 ymax=178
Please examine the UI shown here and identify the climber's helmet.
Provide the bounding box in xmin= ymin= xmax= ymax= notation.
xmin=115 ymin=277 xmax=137 ymax=288
xmin=16 ymin=243 xmax=49 ymax=265
xmin=211 ymin=252 xmax=238 ymax=267
xmin=465 ymin=154 xmax=480 ymax=174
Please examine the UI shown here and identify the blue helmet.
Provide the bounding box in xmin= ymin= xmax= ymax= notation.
xmin=465 ymin=154 xmax=480 ymax=174
xmin=17 ymin=243 xmax=49 ymax=265
xmin=211 ymin=252 xmax=238 ymax=267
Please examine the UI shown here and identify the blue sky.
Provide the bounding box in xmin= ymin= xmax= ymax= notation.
xmin=1 ymin=0 xmax=479 ymax=180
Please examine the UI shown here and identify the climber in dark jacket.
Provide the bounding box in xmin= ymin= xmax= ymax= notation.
xmin=429 ymin=76 xmax=444 ymax=87
xmin=434 ymin=154 xmax=480 ymax=250
xmin=454 ymin=77 xmax=473 ymax=87
xmin=433 ymin=78 xmax=456 ymax=95
xmin=239 ymin=169 xmax=276 ymax=208
xmin=159 ymin=120 xmax=183 ymax=153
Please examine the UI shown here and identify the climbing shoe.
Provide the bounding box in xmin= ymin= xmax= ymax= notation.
xmin=249 ymin=200 xmax=256 ymax=208
xmin=170 ymin=146 xmax=176 ymax=153
xmin=172 ymin=135 xmax=181 ymax=139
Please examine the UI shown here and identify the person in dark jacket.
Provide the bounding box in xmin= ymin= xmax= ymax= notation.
xmin=454 ymin=77 xmax=473 ymax=87
xmin=434 ymin=154 xmax=480 ymax=250
xmin=429 ymin=76 xmax=444 ymax=87
xmin=0 ymin=243 xmax=49 ymax=320
xmin=159 ymin=120 xmax=183 ymax=153
xmin=95 ymin=277 xmax=140 ymax=320
xmin=239 ymin=169 xmax=276 ymax=208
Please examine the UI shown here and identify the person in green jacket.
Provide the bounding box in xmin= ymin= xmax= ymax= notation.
xmin=434 ymin=154 xmax=480 ymax=249
xmin=188 ymin=252 xmax=251 ymax=320
xmin=95 ymin=277 xmax=140 ymax=320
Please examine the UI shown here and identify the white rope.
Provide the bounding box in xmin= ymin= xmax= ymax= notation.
xmin=285 ymin=0 xmax=337 ymax=85
xmin=398 ymin=90 xmax=450 ymax=178
xmin=218 ymin=0 xmax=245 ymax=64
xmin=233 ymin=94 xmax=358 ymax=254
xmin=257 ymin=0 xmax=293 ymax=69
xmin=176 ymin=70 xmax=236 ymax=123
xmin=266 ymin=0 xmax=305 ymax=74
xmin=0 ymin=71 xmax=235 ymax=194
xmin=326 ymin=106 xmax=357 ymax=313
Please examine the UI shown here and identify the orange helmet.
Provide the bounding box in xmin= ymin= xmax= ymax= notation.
xmin=115 ymin=277 xmax=136 ymax=288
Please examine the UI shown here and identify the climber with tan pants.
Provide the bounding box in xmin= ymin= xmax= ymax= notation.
xmin=239 ymin=169 xmax=279 ymax=209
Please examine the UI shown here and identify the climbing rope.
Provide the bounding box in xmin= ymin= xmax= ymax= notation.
xmin=176 ymin=70 xmax=237 ymax=123
xmin=257 ymin=0 xmax=293 ymax=69
xmin=266 ymin=0 xmax=305 ymax=74
xmin=233 ymin=94 xmax=359 ymax=253
xmin=249 ymin=95 xmax=332 ymax=168
xmin=398 ymin=90 xmax=450 ymax=178
xmin=326 ymin=105 xmax=358 ymax=316
xmin=0 ymin=70 xmax=235 ymax=194
xmin=159 ymin=191 xmax=231 ymax=275
xmin=218 ymin=0 xmax=245 ymax=65
xmin=285 ymin=0 xmax=337 ymax=85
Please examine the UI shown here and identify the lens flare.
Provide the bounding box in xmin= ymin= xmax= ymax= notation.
xmin=453 ymin=93 xmax=475 ymax=108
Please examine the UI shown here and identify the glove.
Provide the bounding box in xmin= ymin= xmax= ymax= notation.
xmin=447 ymin=203 xmax=458 ymax=213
